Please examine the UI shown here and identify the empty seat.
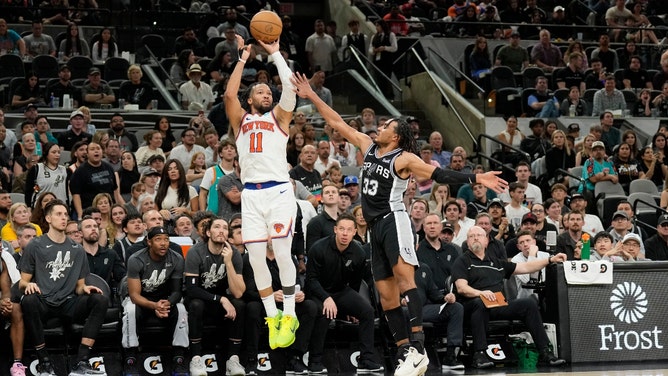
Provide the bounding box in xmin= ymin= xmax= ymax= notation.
xmin=141 ymin=34 xmax=167 ymax=59
xmin=630 ymin=179 xmax=660 ymax=195
xmin=103 ymin=57 xmax=130 ymax=81
xmin=491 ymin=65 xmax=516 ymax=90
xmin=67 ymin=55 xmax=94 ymax=79
xmin=32 ymin=55 xmax=59 ymax=79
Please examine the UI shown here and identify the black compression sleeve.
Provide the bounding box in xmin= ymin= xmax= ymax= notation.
xmin=430 ymin=167 xmax=476 ymax=185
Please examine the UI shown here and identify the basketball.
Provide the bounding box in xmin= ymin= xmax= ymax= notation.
xmin=250 ymin=11 xmax=283 ymax=43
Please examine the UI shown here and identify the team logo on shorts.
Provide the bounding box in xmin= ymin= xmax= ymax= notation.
xmin=274 ymin=223 xmax=285 ymax=233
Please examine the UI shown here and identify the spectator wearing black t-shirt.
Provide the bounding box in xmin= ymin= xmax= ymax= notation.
xmin=622 ymin=55 xmax=652 ymax=90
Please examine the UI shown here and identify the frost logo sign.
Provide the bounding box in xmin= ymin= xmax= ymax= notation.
xmin=599 ymin=282 xmax=663 ymax=351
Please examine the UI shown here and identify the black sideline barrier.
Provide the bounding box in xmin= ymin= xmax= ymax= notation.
xmin=545 ymin=262 xmax=668 ymax=363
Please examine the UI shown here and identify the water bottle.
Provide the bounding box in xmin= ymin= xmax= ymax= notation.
xmin=581 ymin=233 xmax=590 ymax=261
xmin=569 ymin=105 xmax=576 ymax=117
xmin=52 ymin=96 xmax=59 ymax=108
xmin=50 ymin=92 xmax=55 ymax=108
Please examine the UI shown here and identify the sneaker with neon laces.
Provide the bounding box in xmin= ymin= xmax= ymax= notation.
xmin=265 ymin=310 xmax=283 ymax=350
xmin=276 ymin=314 xmax=299 ymax=348
xmin=10 ymin=362 xmax=26 ymax=376
xmin=394 ymin=346 xmax=429 ymax=376
xmin=226 ymin=355 xmax=245 ymax=376
xmin=189 ymin=356 xmax=207 ymax=376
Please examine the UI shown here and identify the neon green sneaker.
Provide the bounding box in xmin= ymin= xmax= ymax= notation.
xmin=276 ymin=314 xmax=299 ymax=348
xmin=265 ymin=310 xmax=282 ymax=350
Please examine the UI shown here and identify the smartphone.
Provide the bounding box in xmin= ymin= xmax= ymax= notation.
xmin=339 ymin=144 xmax=345 ymax=151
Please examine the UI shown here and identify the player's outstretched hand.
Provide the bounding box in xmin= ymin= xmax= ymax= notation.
xmin=291 ymin=73 xmax=313 ymax=98
xmin=256 ymin=39 xmax=279 ymax=55
xmin=478 ymin=170 xmax=508 ymax=194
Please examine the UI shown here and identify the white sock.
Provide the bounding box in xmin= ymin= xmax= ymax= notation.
xmin=261 ymin=294 xmax=279 ymax=318
xmin=283 ymin=293 xmax=295 ymax=316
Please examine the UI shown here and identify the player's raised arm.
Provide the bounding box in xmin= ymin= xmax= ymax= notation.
xmin=291 ymin=72 xmax=372 ymax=152
xmin=256 ymin=39 xmax=296 ymax=132
xmin=224 ymin=34 xmax=250 ymax=136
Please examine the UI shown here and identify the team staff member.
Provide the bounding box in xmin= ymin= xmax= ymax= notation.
xmin=19 ymin=200 xmax=109 ymax=376
xmin=451 ymin=226 xmax=567 ymax=369
xmin=293 ymin=73 xmax=507 ymax=376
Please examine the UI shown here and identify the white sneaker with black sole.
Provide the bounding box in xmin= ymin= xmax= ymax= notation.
xmin=226 ymin=355 xmax=245 ymax=376
xmin=189 ymin=356 xmax=207 ymax=376
xmin=394 ymin=347 xmax=429 ymax=376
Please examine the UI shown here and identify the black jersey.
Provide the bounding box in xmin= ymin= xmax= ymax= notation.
xmin=361 ymin=144 xmax=408 ymax=223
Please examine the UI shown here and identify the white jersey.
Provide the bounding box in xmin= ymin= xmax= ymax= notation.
xmin=236 ymin=111 xmax=290 ymax=184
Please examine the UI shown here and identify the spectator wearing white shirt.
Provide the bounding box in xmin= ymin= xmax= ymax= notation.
xmin=179 ymin=64 xmax=214 ymax=111
xmin=314 ymin=140 xmax=340 ymax=176
xmin=511 ymin=230 xmax=550 ymax=300
xmin=169 ymin=128 xmax=206 ymax=171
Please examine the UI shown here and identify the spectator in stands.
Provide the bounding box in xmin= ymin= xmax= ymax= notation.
xmin=606 ymin=0 xmax=634 ymax=42
xmin=81 ymin=67 xmax=115 ymax=109
xmin=521 ymin=119 xmax=549 ymax=160
xmin=171 ymin=49 xmax=196 ymax=85
xmin=580 ymin=140 xmax=619 ymax=196
xmin=622 ymin=55 xmax=652 ymax=90
xmin=523 ymin=0 xmax=546 ymax=23
xmin=654 ymin=55 xmax=668 ymax=93
xmin=155 ymin=158 xmax=199 ymax=219
xmin=477 ymin=5 xmax=501 ymax=39
xmin=585 ymin=57 xmax=606 ymax=89
xmin=424 ymin=131 xmax=449 ymax=168
xmin=496 ymin=115 xmax=524 ymax=149
xmin=634 ymin=88 xmax=654 ymax=117
xmin=546 ymin=130 xmax=576 ymax=180
xmin=328 ymin=125 xmax=356 ymax=167
xmin=12 ymin=74 xmax=45 ymax=110
xmin=453 ymin=226 xmax=566 ymax=369
xmin=556 ymin=209 xmax=586 ymax=259
xmin=561 ymin=86 xmax=590 ymax=116
xmin=369 ymin=20 xmax=398 ymax=100
xmin=174 ymin=27 xmax=205 ymax=58
xmin=90 ymin=27 xmax=117 ymax=64
xmin=116 ymin=151 xmax=140 ymax=203
xmin=652 ymin=82 xmax=668 ymax=117
xmin=602 ymin=233 xmax=647 ymax=261
xmin=107 ymin=113 xmax=138 ymax=152
xmin=499 ymin=0 xmax=528 ymax=25
xmin=445 ymin=0 xmax=473 ymax=20
xmin=122 ymin=226 xmax=188 ymax=376
xmin=592 ymin=75 xmax=626 ymax=117
xmin=215 ymin=27 xmax=239 ymax=60
xmin=511 ymin=229 xmax=550 ymax=299
xmin=216 ymin=8 xmax=250 ymax=41
xmin=0 ymin=19 xmax=26 ymax=57
xmin=58 ymin=22 xmax=89 ymax=60
xmin=591 ymin=34 xmax=620 ymax=73
xmin=617 ymin=41 xmax=637 ymax=69
xmin=153 ymin=116 xmax=175 ymax=157
xmin=644 ymin=213 xmax=668 ymax=260
xmin=119 ymin=65 xmax=154 ymax=110
xmin=50 ymin=65 xmax=79 ymax=108
xmin=557 ymin=52 xmax=586 ymax=93
xmin=503 ymin=182 xmax=530 ymax=229
xmin=23 ymin=20 xmax=56 ymax=57
xmin=289 ymin=144 xmax=323 ymax=201
xmin=494 ymin=31 xmax=529 ymax=72
xmin=611 ymin=143 xmax=643 ymax=193
xmin=383 ymin=5 xmax=409 ymax=36
xmin=599 ymin=111 xmax=622 ymax=155
xmin=454 ymin=5 xmax=480 ymax=37
xmin=531 ymin=30 xmax=563 ymax=73
xmin=40 ymin=0 xmax=70 ymax=25
xmin=548 ymin=6 xmax=571 ymax=40
xmin=207 ymin=48 xmax=234 ymax=86
xmin=639 ymin=146 xmax=666 ymax=191
xmin=135 ymin=130 xmax=164 ymax=169
xmin=2 ymin=202 xmax=43 ymax=251
xmin=71 ymin=142 xmax=122 ymax=218
xmin=279 ymin=15 xmax=304 ymax=67
xmin=170 ymin=128 xmax=206 ymax=172
xmin=563 ymin=41 xmax=588 ymax=72
xmin=296 ymin=70 xmax=332 ymax=109
xmin=58 ymin=109 xmax=91 ymax=152
xmin=34 ymin=115 xmax=57 ymax=147
xmin=180 ymin=63 xmax=214 ymax=111
xmin=305 ymin=19 xmax=337 ymax=74
xmin=469 ymin=36 xmax=492 ymax=92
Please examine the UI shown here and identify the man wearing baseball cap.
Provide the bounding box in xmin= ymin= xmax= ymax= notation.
xmin=568 ymin=193 xmax=604 ymax=235
xmin=487 ymin=198 xmax=515 ymax=243
xmin=579 ymin=140 xmax=618 ymax=195
xmin=57 ymin=109 xmax=92 ymax=152
xmin=504 ymin=212 xmax=548 ymax=259
xmin=343 ymin=175 xmax=361 ymax=207
xmin=643 ymin=214 xmax=668 ymax=260
xmin=81 ymin=67 xmax=115 ymax=108
xmin=603 ymin=233 xmax=648 ymax=262
xmin=51 ymin=64 xmax=79 ymax=108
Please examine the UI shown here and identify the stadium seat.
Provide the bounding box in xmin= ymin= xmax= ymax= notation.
xmin=32 ymin=55 xmax=59 ymax=79
xmin=621 ymin=89 xmax=637 ymax=111
xmin=67 ymin=55 xmax=94 ymax=80
xmin=104 ymin=57 xmax=130 ymax=81
xmin=522 ymin=66 xmax=544 ymax=89
xmin=630 ymin=179 xmax=660 ymax=196
xmin=206 ymin=37 xmax=224 ymax=58
xmin=595 ymin=181 xmax=627 ymax=226
xmin=491 ymin=65 xmax=516 ymax=90
xmin=141 ymin=34 xmax=167 ymax=59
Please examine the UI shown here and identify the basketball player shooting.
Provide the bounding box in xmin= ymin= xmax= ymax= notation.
xmin=292 ymin=72 xmax=508 ymax=376
xmin=224 ymin=35 xmax=299 ymax=349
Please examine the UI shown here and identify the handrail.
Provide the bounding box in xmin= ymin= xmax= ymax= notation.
xmin=347 ymin=46 xmax=403 ymax=94
xmin=393 ymin=39 xmax=422 ymax=66
xmin=144 ymin=44 xmax=178 ymax=91
xmin=555 ymin=168 xmax=585 ymax=184
xmin=408 ymin=47 xmax=477 ymax=150
xmin=355 ymin=0 xmax=382 ymax=21
xmin=143 ymin=45 xmax=181 ymax=111
xmin=424 ymin=45 xmax=485 ymax=100
xmin=476 ymin=133 xmax=530 ymax=160
xmin=475 ymin=153 xmax=518 ymax=174
xmin=632 ymin=198 xmax=667 ymax=233
xmin=345 ymin=46 xmax=381 ymax=94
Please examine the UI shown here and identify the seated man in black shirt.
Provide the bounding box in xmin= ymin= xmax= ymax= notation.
xmin=121 ymin=226 xmax=188 ymax=376
xmin=305 ymin=214 xmax=384 ymax=373
xmin=451 ymin=226 xmax=567 ymax=369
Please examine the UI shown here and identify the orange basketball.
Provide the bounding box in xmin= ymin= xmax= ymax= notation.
xmin=250 ymin=11 xmax=283 ymax=43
